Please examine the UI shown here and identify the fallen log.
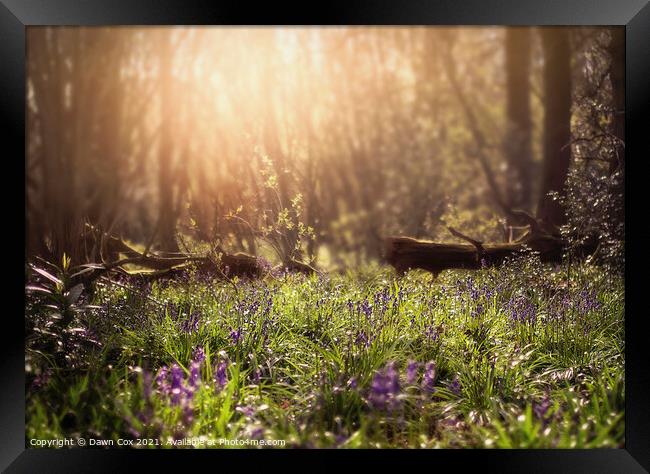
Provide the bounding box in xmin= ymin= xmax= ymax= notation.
xmin=384 ymin=232 xmax=582 ymax=275
xmin=77 ymin=225 xmax=317 ymax=286
xmin=81 ymin=250 xmax=269 ymax=284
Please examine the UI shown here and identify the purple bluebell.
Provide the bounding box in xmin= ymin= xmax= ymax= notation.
xmin=251 ymin=368 xmax=262 ymax=384
xmin=192 ymin=346 xmax=206 ymax=364
xmin=31 ymin=369 xmax=51 ymax=392
xmin=421 ymin=362 xmax=437 ymax=395
xmin=355 ymin=330 xmax=372 ymax=347
xmin=180 ymin=311 xmax=201 ymax=333
xmin=425 ymin=324 xmax=441 ymax=343
xmin=533 ymin=393 xmax=551 ymax=421
xmin=170 ymin=364 xmax=185 ymax=405
xmin=249 ymin=426 xmax=264 ymax=439
xmin=230 ymin=327 xmax=242 ymax=345
xmin=155 ymin=366 xmax=169 ymax=393
xmin=368 ymin=362 xmax=401 ymax=411
xmin=236 ymin=405 xmax=256 ymax=418
xmin=153 ymin=355 xmax=204 ymax=425
xmin=576 ymin=289 xmax=601 ymax=315
xmin=373 ymin=287 xmax=391 ymax=314
xmin=359 ymin=299 xmax=372 ymax=319
xmin=466 ymin=278 xmax=480 ymax=300
xmin=188 ymin=361 xmax=201 ymax=388
xmin=471 ymin=304 xmax=484 ymax=318
xmin=506 ymin=295 xmax=537 ymax=325
xmin=214 ymin=360 xmax=229 ymax=390
xmin=406 ymin=361 xmax=419 ymax=385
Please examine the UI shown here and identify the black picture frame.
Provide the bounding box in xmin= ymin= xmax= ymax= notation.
xmin=2 ymin=0 xmax=648 ymax=472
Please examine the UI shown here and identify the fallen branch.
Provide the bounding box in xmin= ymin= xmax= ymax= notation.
xmin=77 ymin=225 xmax=317 ymax=286
xmin=447 ymin=226 xmax=485 ymax=256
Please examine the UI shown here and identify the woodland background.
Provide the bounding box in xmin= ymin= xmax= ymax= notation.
xmin=26 ymin=27 xmax=624 ymax=272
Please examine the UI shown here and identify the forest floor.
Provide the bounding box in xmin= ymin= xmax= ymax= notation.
xmin=25 ymin=256 xmax=624 ymax=448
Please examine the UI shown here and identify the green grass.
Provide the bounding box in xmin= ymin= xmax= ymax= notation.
xmin=25 ymin=257 xmax=624 ymax=448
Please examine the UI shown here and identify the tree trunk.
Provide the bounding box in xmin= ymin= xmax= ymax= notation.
xmin=157 ymin=30 xmax=180 ymax=253
xmin=537 ymin=27 xmax=572 ymax=230
xmin=505 ymin=28 xmax=533 ymax=212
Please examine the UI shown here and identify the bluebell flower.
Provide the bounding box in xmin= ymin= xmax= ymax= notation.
xmin=354 ymin=330 xmax=372 ymax=347
xmin=368 ymin=362 xmax=401 ymax=411
xmin=425 ymin=324 xmax=441 ymax=343
xmin=249 ymin=426 xmax=264 ymax=439
xmin=373 ymin=287 xmax=391 ymax=314
xmin=230 ymin=327 xmax=243 ymax=345
xmin=406 ymin=361 xmax=419 ymax=385
xmin=251 ymin=368 xmax=262 ymax=384
xmin=180 ymin=311 xmax=201 ymax=334
xmin=188 ymin=361 xmax=201 ymax=389
xmin=214 ymin=360 xmax=229 ymax=390
xmin=170 ymin=364 xmax=185 ymax=405
xmin=533 ymin=392 xmax=552 ymax=421
xmin=236 ymin=405 xmax=256 ymax=418
xmin=576 ymin=289 xmax=601 ymax=315
xmin=421 ymin=361 xmax=437 ymax=395
xmin=506 ymin=295 xmax=537 ymax=325
xmin=192 ymin=346 xmax=205 ymax=364
xmin=30 ymin=369 xmax=51 ymax=392
xmin=359 ymin=299 xmax=372 ymax=318
xmin=471 ymin=304 xmax=484 ymax=318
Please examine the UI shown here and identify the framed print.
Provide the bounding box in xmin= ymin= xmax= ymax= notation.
xmin=2 ymin=0 xmax=649 ymax=472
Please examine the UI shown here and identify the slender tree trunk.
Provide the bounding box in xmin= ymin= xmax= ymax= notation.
xmin=537 ymin=27 xmax=572 ymax=230
xmin=505 ymin=27 xmax=533 ymax=212
xmin=158 ymin=31 xmax=179 ymax=253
